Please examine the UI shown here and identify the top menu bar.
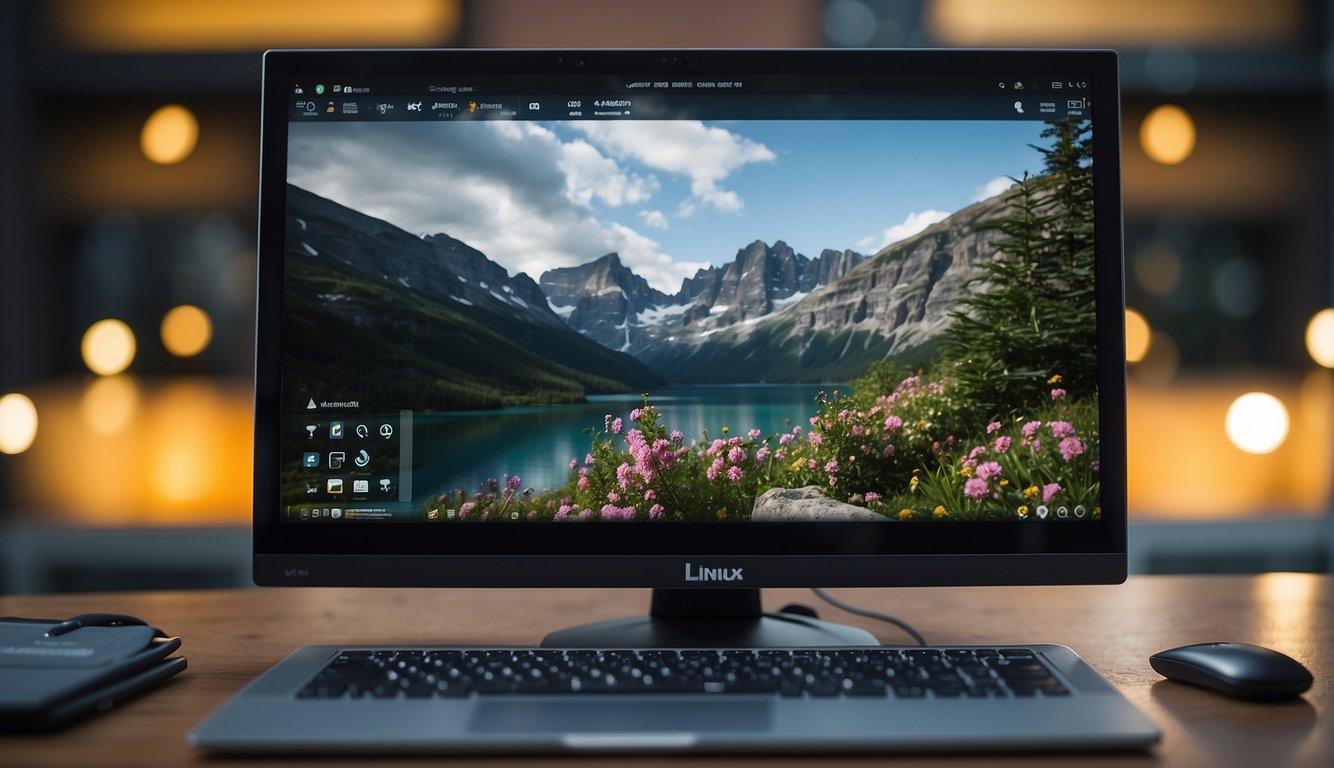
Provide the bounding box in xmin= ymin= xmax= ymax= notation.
xmin=286 ymin=74 xmax=1093 ymax=123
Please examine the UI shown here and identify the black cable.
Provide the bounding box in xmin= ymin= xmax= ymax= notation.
xmin=811 ymin=587 xmax=927 ymax=647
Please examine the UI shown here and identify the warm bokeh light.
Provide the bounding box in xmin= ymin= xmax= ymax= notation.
xmin=1125 ymin=308 xmax=1151 ymax=363
xmin=1225 ymin=392 xmax=1289 ymax=454
xmin=1126 ymin=373 xmax=1331 ymax=518
xmin=140 ymin=105 xmax=199 ymax=165
xmin=53 ymin=0 xmax=460 ymax=52
xmin=1305 ymin=308 xmax=1334 ymax=368
xmin=81 ymin=375 xmax=141 ymax=436
xmin=81 ymin=319 xmax=137 ymax=376
xmin=1134 ymin=331 xmax=1180 ymax=385
xmin=927 ymin=0 xmax=1299 ymax=47
xmin=161 ymin=304 xmax=214 ymax=357
xmin=8 ymin=378 xmax=252 ymax=524
xmin=1140 ymin=105 xmax=1197 ymax=165
xmin=0 ymin=393 xmax=39 ymax=455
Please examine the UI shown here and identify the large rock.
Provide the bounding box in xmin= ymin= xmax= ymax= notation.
xmin=751 ymin=486 xmax=886 ymax=522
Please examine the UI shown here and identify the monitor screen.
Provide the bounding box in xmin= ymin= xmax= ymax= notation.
xmin=254 ymin=49 xmax=1126 ymax=593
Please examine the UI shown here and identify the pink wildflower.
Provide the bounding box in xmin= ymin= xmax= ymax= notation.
xmin=1050 ymin=388 xmax=1066 ymax=399
xmin=727 ymin=465 xmax=744 ymax=483
xmin=576 ymin=474 xmax=590 ymax=491
xmin=606 ymin=491 xmax=620 ymax=503
xmin=670 ymin=430 xmax=685 ymax=443
xmin=568 ymin=458 xmax=578 ymax=470
xmin=609 ymin=417 xmax=623 ymax=435
xmin=993 ymin=435 xmax=1012 ymax=454
xmin=864 ymin=492 xmax=881 ymax=503
xmin=964 ymin=478 xmax=989 ymax=500
xmin=748 ymin=428 xmax=762 ymax=440
xmin=728 ymin=446 xmax=746 ymax=464
xmin=808 ymin=432 xmax=823 ymax=446
xmin=883 ymin=444 xmax=895 ymax=457
xmin=585 ymin=453 xmax=596 ymax=466
xmin=1042 ymin=483 xmax=1062 ymax=503
xmin=649 ymin=503 xmax=664 ymax=520
xmin=1048 ymin=421 xmax=1076 ymax=439
xmin=707 ymin=457 xmax=724 ymax=481
xmin=577 ymin=508 xmax=592 ymax=521
xmin=824 ymin=460 xmax=841 ymax=473
xmin=883 ymin=415 xmax=903 ymax=431
xmin=976 ymin=461 xmax=1002 ymax=482
xmin=1021 ymin=421 xmax=1041 ymax=438
xmin=851 ymin=424 xmax=865 ymax=437
xmin=779 ymin=433 xmax=795 ymax=446
xmin=987 ymin=421 xmax=1002 ymax=434
xmin=459 ymin=501 xmax=475 ymax=517
xmin=755 ymin=447 xmax=771 ymax=464
xmin=644 ymin=489 xmax=657 ymax=500
xmin=630 ymin=408 xmax=643 ymax=422
xmin=1059 ymin=437 xmax=1086 ymax=462
xmin=507 ymin=475 xmax=522 ymax=491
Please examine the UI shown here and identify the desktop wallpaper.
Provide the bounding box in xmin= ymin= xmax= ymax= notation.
xmin=281 ymin=116 xmax=1098 ymax=523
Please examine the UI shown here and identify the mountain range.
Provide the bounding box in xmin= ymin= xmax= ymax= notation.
xmin=284 ymin=181 xmax=1018 ymax=409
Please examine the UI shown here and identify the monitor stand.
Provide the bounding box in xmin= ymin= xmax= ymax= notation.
xmin=540 ymin=588 xmax=879 ymax=648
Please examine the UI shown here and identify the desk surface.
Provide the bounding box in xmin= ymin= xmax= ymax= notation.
xmin=1 ymin=574 xmax=1329 ymax=767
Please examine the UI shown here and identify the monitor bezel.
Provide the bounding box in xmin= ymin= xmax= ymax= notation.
xmin=253 ymin=48 xmax=1126 ymax=588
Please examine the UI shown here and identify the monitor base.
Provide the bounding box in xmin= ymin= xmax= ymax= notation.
xmin=540 ymin=588 xmax=879 ymax=648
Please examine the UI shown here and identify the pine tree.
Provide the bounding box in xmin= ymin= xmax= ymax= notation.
xmin=941 ymin=117 xmax=1097 ymax=420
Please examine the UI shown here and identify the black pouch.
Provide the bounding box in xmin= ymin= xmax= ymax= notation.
xmin=0 ymin=613 xmax=186 ymax=732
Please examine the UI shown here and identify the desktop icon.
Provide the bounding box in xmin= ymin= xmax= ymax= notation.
xmin=355 ymin=424 xmax=369 ymax=438
xmin=1057 ymin=506 xmax=1069 ymax=519
xmin=329 ymin=422 xmax=344 ymax=439
xmin=331 ymin=508 xmax=343 ymax=519
xmin=1036 ymin=505 xmax=1049 ymax=519
xmin=354 ymin=449 xmax=370 ymax=468
xmin=300 ymin=508 xmax=309 ymax=519
xmin=305 ymin=424 xmax=317 ymax=438
xmin=427 ymin=509 xmax=439 ymax=520
xmin=303 ymin=452 xmax=320 ymax=468
xmin=327 ymin=479 xmax=344 ymax=494
xmin=306 ymin=482 xmax=319 ymax=494
xmin=1013 ymin=101 xmax=1024 ymax=114
xmin=379 ymin=423 xmax=394 ymax=439
xmin=379 ymin=478 xmax=392 ymax=492
xmin=307 ymin=398 xmax=317 ymax=410
xmin=329 ymin=451 xmax=345 ymax=469
xmin=1074 ymin=505 xmax=1088 ymax=519
xmin=353 ymin=479 xmax=369 ymax=493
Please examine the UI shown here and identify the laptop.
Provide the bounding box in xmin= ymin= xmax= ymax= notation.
xmin=191 ymin=48 xmax=1159 ymax=753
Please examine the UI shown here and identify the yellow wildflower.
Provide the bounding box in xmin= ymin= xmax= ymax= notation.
xmin=961 ymin=465 xmax=974 ymax=477
xmin=933 ymin=505 xmax=947 ymax=519
xmin=999 ymin=479 xmax=1009 ymax=487
xmin=898 ymin=508 xmax=913 ymax=521
xmin=789 ymin=458 xmax=804 ymax=473
xmin=1024 ymin=484 xmax=1039 ymax=499
xmin=909 ymin=476 xmax=920 ymax=491
xmin=716 ymin=508 xmax=728 ymax=520
xmin=1048 ymin=374 xmax=1063 ymax=384
xmin=1093 ymin=506 xmax=1102 ymax=520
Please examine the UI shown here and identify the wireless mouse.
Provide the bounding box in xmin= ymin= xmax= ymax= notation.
xmin=1150 ymin=642 xmax=1313 ymax=701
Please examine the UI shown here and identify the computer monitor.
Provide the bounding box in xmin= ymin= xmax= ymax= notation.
xmin=253 ymin=49 xmax=1125 ymax=647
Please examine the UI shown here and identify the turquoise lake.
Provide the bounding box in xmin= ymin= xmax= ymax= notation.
xmin=412 ymin=383 xmax=837 ymax=499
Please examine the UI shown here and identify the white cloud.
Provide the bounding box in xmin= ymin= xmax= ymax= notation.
xmin=638 ymin=209 xmax=668 ymax=229
xmin=573 ymin=120 xmax=775 ymax=214
xmin=858 ymin=210 xmax=951 ymax=253
xmin=972 ymin=176 xmax=1014 ymax=202
xmin=287 ymin=121 xmax=699 ymax=293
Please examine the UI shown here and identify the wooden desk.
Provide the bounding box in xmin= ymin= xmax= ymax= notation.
xmin=1 ymin=574 xmax=1329 ymax=767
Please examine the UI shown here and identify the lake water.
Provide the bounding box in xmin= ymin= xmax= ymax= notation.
xmin=412 ymin=383 xmax=836 ymax=499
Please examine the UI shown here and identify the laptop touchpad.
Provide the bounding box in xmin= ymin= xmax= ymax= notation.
xmin=469 ymin=700 xmax=770 ymax=733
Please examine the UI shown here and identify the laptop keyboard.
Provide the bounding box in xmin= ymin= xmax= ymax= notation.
xmin=297 ymin=647 xmax=1068 ymax=700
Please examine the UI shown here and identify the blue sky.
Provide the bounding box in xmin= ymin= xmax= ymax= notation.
xmin=289 ymin=117 xmax=1051 ymax=294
